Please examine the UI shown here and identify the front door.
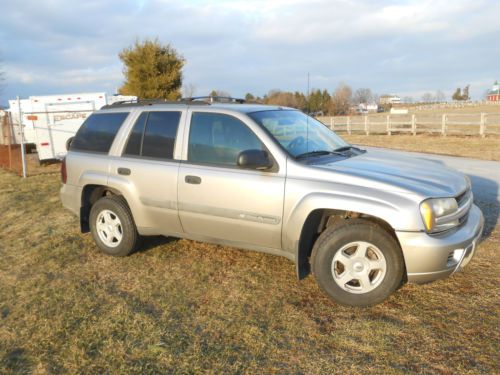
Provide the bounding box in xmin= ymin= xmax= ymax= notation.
xmin=178 ymin=111 xmax=285 ymax=249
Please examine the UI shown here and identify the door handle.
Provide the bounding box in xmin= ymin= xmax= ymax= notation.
xmin=185 ymin=175 xmax=201 ymax=184
xmin=118 ymin=167 xmax=131 ymax=176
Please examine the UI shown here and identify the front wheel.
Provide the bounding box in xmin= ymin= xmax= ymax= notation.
xmin=311 ymin=219 xmax=405 ymax=307
xmin=89 ymin=195 xmax=138 ymax=256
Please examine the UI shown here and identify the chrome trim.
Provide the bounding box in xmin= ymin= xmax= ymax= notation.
xmin=435 ymin=192 xmax=472 ymax=224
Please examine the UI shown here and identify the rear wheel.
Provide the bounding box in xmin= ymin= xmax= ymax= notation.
xmin=89 ymin=195 xmax=138 ymax=256
xmin=311 ymin=219 xmax=405 ymax=307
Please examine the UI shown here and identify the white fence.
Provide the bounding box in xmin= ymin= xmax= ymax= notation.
xmin=317 ymin=113 xmax=500 ymax=137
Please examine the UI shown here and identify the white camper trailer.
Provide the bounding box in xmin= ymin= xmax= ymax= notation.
xmin=8 ymin=93 xmax=136 ymax=161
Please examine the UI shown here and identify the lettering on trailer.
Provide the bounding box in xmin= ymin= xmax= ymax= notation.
xmin=53 ymin=112 xmax=88 ymax=123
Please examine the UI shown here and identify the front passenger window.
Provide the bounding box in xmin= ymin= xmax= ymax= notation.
xmin=188 ymin=112 xmax=264 ymax=166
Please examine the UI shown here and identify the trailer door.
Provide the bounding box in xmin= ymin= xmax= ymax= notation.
xmin=34 ymin=101 xmax=96 ymax=161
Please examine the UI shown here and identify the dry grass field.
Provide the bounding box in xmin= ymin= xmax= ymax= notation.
xmin=0 ymin=164 xmax=499 ymax=373
xmin=357 ymin=103 xmax=500 ymax=118
xmin=343 ymin=134 xmax=500 ymax=161
xmin=408 ymin=103 xmax=500 ymax=115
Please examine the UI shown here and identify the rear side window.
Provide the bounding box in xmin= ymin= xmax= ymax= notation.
xmin=71 ymin=112 xmax=129 ymax=153
xmin=123 ymin=111 xmax=181 ymax=160
xmin=124 ymin=112 xmax=147 ymax=156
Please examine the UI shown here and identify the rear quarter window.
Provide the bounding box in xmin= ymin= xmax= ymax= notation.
xmin=71 ymin=112 xmax=129 ymax=153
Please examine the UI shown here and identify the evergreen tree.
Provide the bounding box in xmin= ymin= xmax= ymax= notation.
xmin=118 ymin=39 xmax=184 ymax=100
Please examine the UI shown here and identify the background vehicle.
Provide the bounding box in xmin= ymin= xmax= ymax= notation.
xmin=60 ymin=98 xmax=484 ymax=307
xmin=7 ymin=93 xmax=136 ymax=160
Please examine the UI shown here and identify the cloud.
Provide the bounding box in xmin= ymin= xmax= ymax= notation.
xmin=1 ymin=0 xmax=499 ymax=103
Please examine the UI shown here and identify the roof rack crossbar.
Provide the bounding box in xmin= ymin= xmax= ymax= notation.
xmin=183 ymin=96 xmax=246 ymax=104
xmin=101 ymin=98 xmax=210 ymax=109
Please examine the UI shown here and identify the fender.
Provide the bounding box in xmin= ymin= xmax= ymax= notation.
xmin=282 ymin=191 xmax=421 ymax=266
xmin=78 ymin=171 xmax=108 ymax=189
xmin=106 ymin=174 xmax=145 ymax=227
xmin=79 ymin=171 xmax=145 ymax=226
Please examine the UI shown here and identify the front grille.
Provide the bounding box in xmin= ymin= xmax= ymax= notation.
xmin=456 ymin=189 xmax=470 ymax=207
xmin=455 ymin=188 xmax=473 ymax=226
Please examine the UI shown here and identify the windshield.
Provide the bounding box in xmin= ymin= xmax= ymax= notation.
xmin=249 ymin=110 xmax=349 ymax=158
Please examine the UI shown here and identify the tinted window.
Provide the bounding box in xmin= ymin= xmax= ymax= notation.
xmin=71 ymin=112 xmax=129 ymax=153
xmin=188 ymin=112 xmax=264 ymax=166
xmin=142 ymin=112 xmax=181 ymax=159
xmin=123 ymin=112 xmax=147 ymax=156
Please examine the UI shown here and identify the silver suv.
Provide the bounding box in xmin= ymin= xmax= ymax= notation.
xmin=60 ymin=98 xmax=484 ymax=306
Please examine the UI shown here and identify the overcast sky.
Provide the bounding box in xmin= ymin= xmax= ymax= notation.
xmin=1 ymin=0 xmax=499 ymax=105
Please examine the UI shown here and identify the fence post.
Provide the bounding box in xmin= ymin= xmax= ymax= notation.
xmin=479 ymin=113 xmax=485 ymax=137
xmin=332 ymin=117 xmax=335 ymax=131
xmin=441 ymin=114 xmax=447 ymax=136
xmin=386 ymin=115 xmax=391 ymax=135
xmin=411 ymin=114 xmax=416 ymax=135
xmin=330 ymin=117 xmax=333 ymax=130
xmin=364 ymin=116 xmax=369 ymax=135
xmin=347 ymin=117 xmax=351 ymax=135
xmin=17 ymin=96 xmax=27 ymax=178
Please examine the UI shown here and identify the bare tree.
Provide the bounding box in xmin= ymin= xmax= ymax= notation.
xmin=331 ymin=83 xmax=353 ymax=115
xmin=209 ymin=89 xmax=231 ymax=97
xmin=435 ymin=90 xmax=445 ymax=103
xmin=266 ymin=90 xmax=305 ymax=109
xmin=452 ymin=88 xmax=462 ymax=101
xmin=353 ymin=88 xmax=373 ymax=105
xmin=421 ymin=92 xmax=434 ymax=103
xmin=182 ymin=83 xmax=196 ymax=98
xmin=462 ymin=85 xmax=470 ymax=101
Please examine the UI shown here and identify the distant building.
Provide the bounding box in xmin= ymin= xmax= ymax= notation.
xmin=355 ymin=103 xmax=378 ymax=114
xmin=379 ymin=94 xmax=401 ymax=105
xmin=487 ymin=81 xmax=500 ymax=102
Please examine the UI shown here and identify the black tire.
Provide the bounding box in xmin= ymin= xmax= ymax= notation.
xmin=311 ymin=219 xmax=405 ymax=307
xmin=89 ymin=195 xmax=138 ymax=256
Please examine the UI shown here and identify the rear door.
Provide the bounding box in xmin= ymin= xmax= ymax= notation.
xmin=109 ymin=110 xmax=185 ymax=234
xmin=177 ymin=110 xmax=285 ymax=249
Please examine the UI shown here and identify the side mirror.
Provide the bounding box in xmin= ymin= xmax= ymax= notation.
xmin=237 ymin=149 xmax=273 ymax=170
xmin=66 ymin=136 xmax=74 ymax=151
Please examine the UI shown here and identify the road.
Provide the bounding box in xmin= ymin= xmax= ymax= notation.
xmin=364 ymin=147 xmax=500 ymax=204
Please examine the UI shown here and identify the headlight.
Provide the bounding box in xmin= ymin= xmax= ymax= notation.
xmin=420 ymin=198 xmax=459 ymax=233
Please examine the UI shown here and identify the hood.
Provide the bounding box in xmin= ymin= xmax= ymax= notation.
xmin=314 ymin=149 xmax=467 ymax=198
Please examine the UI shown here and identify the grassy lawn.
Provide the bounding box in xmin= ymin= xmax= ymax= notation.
xmin=1 ymin=169 xmax=499 ymax=373
xmin=344 ymin=134 xmax=500 ymax=161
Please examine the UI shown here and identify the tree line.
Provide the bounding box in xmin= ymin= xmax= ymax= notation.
xmin=117 ymin=39 xmax=475 ymax=116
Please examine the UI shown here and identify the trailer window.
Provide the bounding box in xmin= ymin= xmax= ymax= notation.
xmin=71 ymin=112 xmax=129 ymax=153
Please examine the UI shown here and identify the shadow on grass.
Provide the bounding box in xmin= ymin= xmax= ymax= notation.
xmin=134 ymin=235 xmax=177 ymax=254
xmin=1 ymin=348 xmax=32 ymax=373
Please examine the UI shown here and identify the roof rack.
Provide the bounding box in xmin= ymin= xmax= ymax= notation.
xmin=101 ymin=98 xmax=210 ymax=109
xmin=183 ymin=96 xmax=246 ymax=104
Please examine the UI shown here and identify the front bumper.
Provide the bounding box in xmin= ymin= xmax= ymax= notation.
xmin=396 ymin=204 xmax=484 ymax=284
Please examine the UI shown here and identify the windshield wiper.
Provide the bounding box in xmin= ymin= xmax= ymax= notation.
xmin=334 ymin=145 xmax=364 ymax=152
xmin=295 ymin=150 xmax=345 ymax=159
